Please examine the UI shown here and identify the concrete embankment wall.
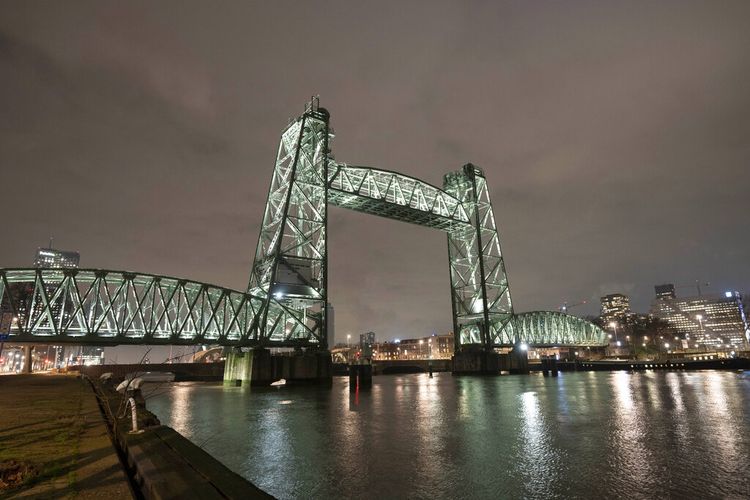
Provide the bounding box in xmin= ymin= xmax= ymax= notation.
xmin=224 ymin=349 xmax=332 ymax=386
xmin=372 ymin=359 xmax=452 ymax=374
xmin=91 ymin=381 xmax=272 ymax=499
xmin=80 ymin=362 xmax=225 ymax=382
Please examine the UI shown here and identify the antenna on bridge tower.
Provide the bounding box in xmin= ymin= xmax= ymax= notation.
xmin=306 ymin=95 xmax=320 ymax=113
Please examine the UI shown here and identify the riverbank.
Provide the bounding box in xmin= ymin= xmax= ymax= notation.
xmin=0 ymin=373 xmax=273 ymax=499
xmin=93 ymin=379 xmax=273 ymax=499
xmin=0 ymin=374 xmax=133 ymax=498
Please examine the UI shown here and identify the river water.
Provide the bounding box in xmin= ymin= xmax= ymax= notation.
xmin=147 ymin=371 xmax=750 ymax=499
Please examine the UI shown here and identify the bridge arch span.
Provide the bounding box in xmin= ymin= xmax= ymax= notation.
xmin=508 ymin=311 xmax=607 ymax=347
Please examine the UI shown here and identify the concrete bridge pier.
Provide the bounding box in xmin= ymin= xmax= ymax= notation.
xmin=349 ymin=363 xmax=372 ymax=390
xmin=507 ymin=346 xmax=530 ymax=375
xmin=452 ymin=348 xmax=502 ymax=375
xmin=23 ymin=345 xmax=33 ymax=374
xmin=541 ymin=355 xmax=559 ymax=377
xmin=223 ymin=348 xmax=332 ymax=387
xmin=452 ymin=345 xmax=530 ymax=375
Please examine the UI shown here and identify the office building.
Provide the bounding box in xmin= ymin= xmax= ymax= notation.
xmin=360 ymin=331 xmax=376 ymax=349
xmin=654 ymin=284 xmax=676 ymax=300
xmin=600 ymin=293 xmax=631 ymax=325
xmin=651 ymin=290 xmax=749 ymax=348
xmin=34 ymin=247 xmax=80 ymax=269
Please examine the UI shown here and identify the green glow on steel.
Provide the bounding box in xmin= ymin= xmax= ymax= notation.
xmin=0 ymin=98 xmax=606 ymax=348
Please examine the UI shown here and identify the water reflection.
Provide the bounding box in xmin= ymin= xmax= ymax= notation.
xmin=517 ymin=390 xmax=562 ymax=497
xmin=170 ymin=384 xmax=192 ymax=434
xmin=665 ymin=373 xmax=689 ymax=447
xmin=609 ymin=372 xmax=652 ymax=493
xmin=146 ymin=371 xmax=750 ymax=500
xmin=700 ymin=372 xmax=741 ymax=487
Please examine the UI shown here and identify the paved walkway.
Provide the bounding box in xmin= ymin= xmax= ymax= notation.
xmin=0 ymin=374 xmax=133 ymax=499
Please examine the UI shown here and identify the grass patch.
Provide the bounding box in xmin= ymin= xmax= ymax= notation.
xmin=0 ymin=375 xmax=87 ymax=494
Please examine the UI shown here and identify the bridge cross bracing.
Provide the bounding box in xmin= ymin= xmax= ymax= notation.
xmin=0 ymin=98 xmax=607 ymax=348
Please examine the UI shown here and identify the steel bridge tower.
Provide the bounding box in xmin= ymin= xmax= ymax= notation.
xmin=249 ymin=99 xmax=515 ymax=351
xmin=248 ymin=99 xmax=331 ymax=348
xmin=444 ymin=165 xmax=514 ymax=351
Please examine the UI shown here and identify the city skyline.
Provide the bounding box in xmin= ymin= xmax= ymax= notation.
xmin=1 ymin=1 xmax=749 ymax=343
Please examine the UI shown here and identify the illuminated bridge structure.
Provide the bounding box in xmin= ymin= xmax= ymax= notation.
xmin=0 ymin=99 xmax=606 ymax=349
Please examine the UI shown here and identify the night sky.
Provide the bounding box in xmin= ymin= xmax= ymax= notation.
xmin=2 ymin=1 xmax=749 ymax=350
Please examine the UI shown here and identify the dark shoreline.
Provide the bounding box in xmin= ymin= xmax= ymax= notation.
xmin=89 ymin=377 xmax=273 ymax=499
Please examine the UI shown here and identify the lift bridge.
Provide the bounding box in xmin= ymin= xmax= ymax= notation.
xmin=0 ymin=99 xmax=606 ymax=350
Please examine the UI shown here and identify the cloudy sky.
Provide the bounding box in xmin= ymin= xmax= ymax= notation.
xmin=2 ymin=1 xmax=749 ymax=350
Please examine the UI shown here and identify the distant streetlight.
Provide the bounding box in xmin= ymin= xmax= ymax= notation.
xmin=347 ymin=334 xmax=351 ymax=348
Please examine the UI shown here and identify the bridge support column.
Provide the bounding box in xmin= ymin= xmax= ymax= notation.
xmin=224 ymin=348 xmax=332 ymax=387
xmin=223 ymin=348 xmax=272 ymax=386
xmin=278 ymin=350 xmax=332 ymax=386
xmin=507 ymin=346 xmax=529 ymax=374
xmin=23 ymin=345 xmax=33 ymax=374
xmin=452 ymin=348 xmax=501 ymax=375
xmin=541 ymin=355 xmax=558 ymax=377
xmin=349 ymin=363 xmax=372 ymax=390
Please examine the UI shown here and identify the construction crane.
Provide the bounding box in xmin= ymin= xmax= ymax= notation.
xmin=559 ymin=300 xmax=587 ymax=313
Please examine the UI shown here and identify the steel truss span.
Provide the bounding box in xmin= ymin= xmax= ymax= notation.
xmin=1 ymin=98 xmax=606 ymax=348
xmin=328 ymin=163 xmax=471 ymax=231
xmin=0 ymin=269 xmax=316 ymax=345
xmin=508 ymin=311 xmax=607 ymax=347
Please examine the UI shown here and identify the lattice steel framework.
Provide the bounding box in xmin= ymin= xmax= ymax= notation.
xmin=0 ymin=269 xmax=264 ymax=344
xmin=328 ymin=163 xmax=470 ymax=231
xmin=509 ymin=311 xmax=607 ymax=346
xmin=444 ymin=164 xmax=514 ymax=350
xmin=248 ymin=99 xmax=330 ymax=345
xmin=0 ymin=98 xmax=607 ymax=348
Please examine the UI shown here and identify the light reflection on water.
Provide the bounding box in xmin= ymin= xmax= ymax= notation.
xmin=147 ymin=372 xmax=750 ymax=499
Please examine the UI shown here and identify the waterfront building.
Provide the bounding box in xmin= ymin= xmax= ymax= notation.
xmin=373 ymin=333 xmax=454 ymax=360
xmin=600 ymin=293 xmax=631 ymax=325
xmin=650 ymin=289 xmax=749 ymax=348
xmin=33 ymin=247 xmax=80 ymax=269
xmin=373 ymin=342 xmax=400 ymax=360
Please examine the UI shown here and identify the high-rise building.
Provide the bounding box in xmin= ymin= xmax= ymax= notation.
xmin=360 ymin=331 xmax=376 ymax=349
xmin=33 ymin=246 xmax=85 ymax=365
xmin=655 ymin=284 xmax=676 ymax=300
xmin=34 ymin=247 xmax=80 ymax=269
xmin=600 ymin=294 xmax=631 ymax=325
xmin=651 ymin=290 xmax=749 ymax=348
